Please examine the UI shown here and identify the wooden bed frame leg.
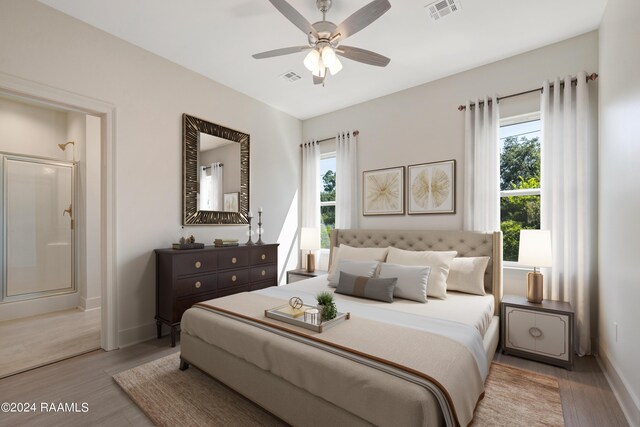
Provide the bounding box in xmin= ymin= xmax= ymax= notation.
xmin=179 ymin=357 xmax=190 ymax=371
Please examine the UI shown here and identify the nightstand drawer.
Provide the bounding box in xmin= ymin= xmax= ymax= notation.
xmin=288 ymin=273 xmax=310 ymax=283
xmin=504 ymin=306 xmax=571 ymax=362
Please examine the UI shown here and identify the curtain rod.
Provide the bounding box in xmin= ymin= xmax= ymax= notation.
xmin=202 ymin=163 xmax=223 ymax=170
xmin=457 ymin=73 xmax=598 ymax=111
xmin=299 ymin=130 xmax=359 ymax=147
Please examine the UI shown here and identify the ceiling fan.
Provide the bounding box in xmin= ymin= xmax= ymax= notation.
xmin=252 ymin=0 xmax=392 ymax=86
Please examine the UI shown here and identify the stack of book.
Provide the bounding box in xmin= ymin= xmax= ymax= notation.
xmin=214 ymin=238 xmax=239 ymax=247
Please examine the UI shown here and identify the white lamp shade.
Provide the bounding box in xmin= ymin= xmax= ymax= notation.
xmin=321 ymin=45 xmax=337 ymax=68
xmin=304 ymin=50 xmax=320 ymax=72
xmin=518 ymin=230 xmax=552 ymax=267
xmin=328 ymin=57 xmax=343 ymax=75
xmin=300 ymin=227 xmax=321 ymax=251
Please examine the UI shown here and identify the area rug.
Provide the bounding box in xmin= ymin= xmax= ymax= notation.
xmin=114 ymin=354 xmax=564 ymax=426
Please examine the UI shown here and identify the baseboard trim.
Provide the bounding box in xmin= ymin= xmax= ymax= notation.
xmin=118 ymin=322 xmax=156 ymax=348
xmin=597 ymin=346 xmax=640 ymax=426
xmin=79 ymin=296 xmax=101 ymax=311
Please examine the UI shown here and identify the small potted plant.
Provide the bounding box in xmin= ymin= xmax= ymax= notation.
xmin=316 ymin=291 xmax=338 ymax=322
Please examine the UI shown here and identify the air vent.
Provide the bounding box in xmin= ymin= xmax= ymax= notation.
xmin=279 ymin=71 xmax=302 ymax=83
xmin=425 ymin=0 xmax=462 ymax=21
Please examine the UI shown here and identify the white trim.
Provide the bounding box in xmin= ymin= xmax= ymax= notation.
xmin=0 ymin=71 xmax=118 ymax=351
xmin=500 ymin=188 xmax=540 ymax=197
xmin=80 ymin=296 xmax=102 ymax=311
xmin=118 ymin=321 xmax=156 ymax=348
xmin=500 ymin=111 xmax=541 ymax=126
xmin=597 ymin=346 xmax=640 ymax=426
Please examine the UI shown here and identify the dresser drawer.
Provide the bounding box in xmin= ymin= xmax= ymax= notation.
xmin=218 ymin=268 xmax=250 ymax=289
xmin=504 ymin=306 xmax=571 ymax=362
xmin=174 ymin=291 xmax=216 ymax=323
xmin=250 ymin=280 xmax=275 ymax=291
xmin=250 ymin=264 xmax=277 ymax=282
xmin=250 ymin=246 xmax=278 ymax=265
xmin=174 ymin=252 xmax=217 ymax=276
xmin=175 ymin=274 xmax=217 ymax=298
xmin=218 ymin=248 xmax=249 ymax=270
xmin=216 ymin=284 xmax=250 ymax=297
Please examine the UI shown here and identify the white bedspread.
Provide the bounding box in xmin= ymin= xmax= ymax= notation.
xmin=276 ymin=275 xmax=495 ymax=337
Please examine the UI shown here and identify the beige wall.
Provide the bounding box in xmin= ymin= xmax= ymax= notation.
xmin=303 ymin=31 xmax=599 ymax=296
xmin=0 ymin=0 xmax=302 ymax=345
xmin=598 ymin=0 xmax=640 ymax=423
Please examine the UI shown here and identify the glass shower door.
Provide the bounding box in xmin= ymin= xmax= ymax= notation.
xmin=2 ymin=155 xmax=75 ymax=301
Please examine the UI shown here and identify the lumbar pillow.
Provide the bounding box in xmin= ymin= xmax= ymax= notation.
xmin=386 ymin=247 xmax=457 ymax=299
xmin=446 ymin=256 xmax=490 ymax=296
xmin=378 ymin=263 xmax=431 ymax=303
xmin=327 ymin=244 xmax=389 ymax=283
xmin=335 ymin=272 xmax=397 ymax=303
xmin=328 ymin=259 xmax=379 ymax=287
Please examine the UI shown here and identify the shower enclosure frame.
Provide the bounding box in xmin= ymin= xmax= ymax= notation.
xmin=0 ymin=152 xmax=77 ymax=303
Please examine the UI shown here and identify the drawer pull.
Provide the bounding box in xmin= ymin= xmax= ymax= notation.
xmin=261 ymin=254 xmax=266 ymax=260
xmin=195 ymin=261 xmax=202 ymax=269
xmin=195 ymin=281 xmax=202 ymax=289
xmin=231 ymin=275 xmax=237 ymax=282
xmin=261 ymin=270 xmax=266 ymax=276
xmin=232 ymin=257 xmax=237 ymax=264
xmin=529 ymin=327 xmax=543 ymax=338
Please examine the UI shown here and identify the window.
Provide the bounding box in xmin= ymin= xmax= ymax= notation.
xmin=319 ymin=153 xmax=336 ymax=249
xmin=499 ymin=115 xmax=541 ymax=262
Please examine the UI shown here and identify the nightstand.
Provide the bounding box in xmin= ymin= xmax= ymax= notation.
xmin=286 ymin=268 xmax=328 ymax=284
xmin=501 ymin=295 xmax=575 ymax=369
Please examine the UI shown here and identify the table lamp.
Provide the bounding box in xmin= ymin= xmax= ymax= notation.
xmin=300 ymin=227 xmax=320 ymax=273
xmin=518 ymin=230 xmax=552 ymax=303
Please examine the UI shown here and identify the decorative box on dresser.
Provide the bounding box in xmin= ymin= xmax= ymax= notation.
xmin=155 ymin=244 xmax=279 ymax=347
xmin=501 ymin=294 xmax=575 ymax=369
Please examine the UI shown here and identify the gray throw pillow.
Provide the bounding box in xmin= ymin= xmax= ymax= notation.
xmin=335 ymin=272 xmax=397 ymax=303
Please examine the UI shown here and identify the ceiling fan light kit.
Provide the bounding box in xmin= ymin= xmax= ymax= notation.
xmin=253 ymin=0 xmax=392 ymax=85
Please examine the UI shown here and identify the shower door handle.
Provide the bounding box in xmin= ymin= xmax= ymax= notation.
xmin=63 ymin=205 xmax=74 ymax=230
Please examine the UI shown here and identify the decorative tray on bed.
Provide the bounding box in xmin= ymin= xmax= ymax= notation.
xmin=264 ymin=304 xmax=350 ymax=333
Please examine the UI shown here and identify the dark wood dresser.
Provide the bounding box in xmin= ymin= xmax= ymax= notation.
xmin=155 ymin=243 xmax=279 ymax=346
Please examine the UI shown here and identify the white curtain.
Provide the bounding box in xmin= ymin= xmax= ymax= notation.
xmin=210 ymin=162 xmax=223 ymax=211
xmin=301 ymin=141 xmax=320 ymax=267
xmin=301 ymin=141 xmax=320 ymax=227
xmin=335 ymin=131 xmax=358 ymax=229
xmin=463 ymin=96 xmax=500 ymax=231
xmin=199 ymin=167 xmax=212 ymax=210
xmin=541 ymin=72 xmax=597 ymax=356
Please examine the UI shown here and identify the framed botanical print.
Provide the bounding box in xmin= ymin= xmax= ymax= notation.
xmin=408 ymin=160 xmax=456 ymax=214
xmin=363 ymin=166 xmax=405 ymax=215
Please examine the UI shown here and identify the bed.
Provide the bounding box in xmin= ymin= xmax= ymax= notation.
xmin=180 ymin=229 xmax=503 ymax=427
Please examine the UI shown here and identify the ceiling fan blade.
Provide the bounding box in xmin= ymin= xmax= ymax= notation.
xmin=268 ymin=0 xmax=318 ymax=37
xmin=332 ymin=0 xmax=391 ymax=42
xmin=252 ymin=46 xmax=311 ymax=59
xmin=336 ymin=45 xmax=390 ymax=67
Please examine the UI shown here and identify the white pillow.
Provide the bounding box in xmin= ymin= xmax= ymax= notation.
xmin=446 ymin=256 xmax=490 ymax=296
xmin=328 ymin=259 xmax=379 ymax=287
xmin=379 ymin=263 xmax=431 ymax=303
xmin=327 ymin=244 xmax=389 ymax=283
xmin=386 ymin=247 xmax=457 ymax=299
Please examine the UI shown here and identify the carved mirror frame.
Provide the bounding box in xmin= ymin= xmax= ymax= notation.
xmin=183 ymin=114 xmax=249 ymax=225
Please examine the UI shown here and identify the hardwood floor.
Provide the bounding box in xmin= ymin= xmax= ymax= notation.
xmin=0 ymin=308 xmax=101 ymax=379
xmin=0 ymin=336 xmax=629 ymax=426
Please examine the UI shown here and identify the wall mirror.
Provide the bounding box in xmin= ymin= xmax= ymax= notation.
xmin=183 ymin=114 xmax=249 ymax=225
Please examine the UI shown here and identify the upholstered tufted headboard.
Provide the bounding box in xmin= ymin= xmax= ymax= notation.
xmin=329 ymin=229 xmax=503 ymax=315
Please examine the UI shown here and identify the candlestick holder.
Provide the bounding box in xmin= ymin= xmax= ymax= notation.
xmin=256 ymin=211 xmax=264 ymax=245
xmin=245 ymin=214 xmax=255 ymax=246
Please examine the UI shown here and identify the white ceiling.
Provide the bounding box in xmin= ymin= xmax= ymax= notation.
xmin=39 ymin=0 xmax=606 ymax=120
